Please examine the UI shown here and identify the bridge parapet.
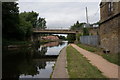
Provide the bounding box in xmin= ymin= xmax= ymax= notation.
xmin=33 ymin=28 xmax=71 ymax=31
xmin=33 ymin=28 xmax=76 ymax=34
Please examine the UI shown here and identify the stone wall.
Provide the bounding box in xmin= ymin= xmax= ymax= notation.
xmin=99 ymin=2 xmax=120 ymax=53
xmin=100 ymin=2 xmax=120 ymax=22
xmin=99 ymin=16 xmax=119 ymax=53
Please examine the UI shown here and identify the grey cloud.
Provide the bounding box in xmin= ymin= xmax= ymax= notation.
xmin=19 ymin=2 xmax=100 ymax=29
xmin=19 ymin=0 xmax=101 ymax=2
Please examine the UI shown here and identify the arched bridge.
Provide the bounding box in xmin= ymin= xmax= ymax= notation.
xmin=33 ymin=28 xmax=77 ymax=34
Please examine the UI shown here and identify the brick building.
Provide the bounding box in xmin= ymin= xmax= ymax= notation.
xmin=99 ymin=1 xmax=120 ymax=53
xmin=41 ymin=36 xmax=59 ymax=41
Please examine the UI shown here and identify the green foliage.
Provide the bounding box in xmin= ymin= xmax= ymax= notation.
xmin=19 ymin=11 xmax=38 ymax=28
xmin=70 ymin=21 xmax=85 ymax=30
xmin=102 ymin=53 xmax=119 ymax=66
xmin=66 ymin=46 xmax=105 ymax=78
xmin=36 ymin=17 xmax=46 ymax=29
xmin=67 ymin=34 xmax=76 ymax=43
xmin=2 ymin=2 xmax=47 ymax=41
xmin=76 ymin=33 xmax=82 ymax=41
xmin=77 ymin=44 xmax=119 ymax=66
xmin=19 ymin=11 xmax=46 ymax=29
xmin=58 ymin=35 xmax=66 ymax=40
xmin=3 ymin=39 xmax=32 ymax=46
xmin=18 ymin=11 xmax=47 ymax=40
xmin=2 ymin=2 xmax=19 ymax=39
xmin=19 ymin=16 xmax=33 ymax=40
xmin=83 ymin=28 xmax=89 ymax=35
xmin=77 ymin=44 xmax=100 ymax=52
xmin=91 ymin=21 xmax=100 ymax=26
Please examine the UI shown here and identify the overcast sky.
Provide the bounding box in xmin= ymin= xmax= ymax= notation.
xmin=19 ymin=0 xmax=101 ymax=29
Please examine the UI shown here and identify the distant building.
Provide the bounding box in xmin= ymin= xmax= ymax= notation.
xmin=84 ymin=23 xmax=91 ymax=28
xmin=41 ymin=36 xmax=59 ymax=41
xmin=99 ymin=1 xmax=120 ymax=53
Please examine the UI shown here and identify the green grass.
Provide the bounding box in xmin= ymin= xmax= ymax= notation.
xmin=77 ymin=44 xmax=101 ymax=52
xmin=66 ymin=45 xmax=106 ymax=78
xmin=77 ymin=44 xmax=119 ymax=66
xmin=3 ymin=39 xmax=32 ymax=46
xmin=101 ymin=53 xmax=119 ymax=66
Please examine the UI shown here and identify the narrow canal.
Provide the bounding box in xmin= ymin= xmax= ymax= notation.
xmin=2 ymin=41 xmax=68 ymax=79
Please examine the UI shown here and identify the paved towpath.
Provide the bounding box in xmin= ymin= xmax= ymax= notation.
xmin=71 ymin=44 xmax=119 ymax=78
xmin=52 ymin=47 xmax=69 ymax=78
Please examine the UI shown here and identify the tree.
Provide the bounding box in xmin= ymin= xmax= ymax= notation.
xmin=2 ymin=2 xmax=19 ymax=40
xmin=36 ymin=18 xmax=46 ymax=29
xmin=70 ymin=21 xmax=85 ymax=30
xmin=2 ymin=3 xmax=47 ymax=41
xmin=83 ymin=28 xmax=89 ymax=36
xmin=19 ymin=11 xmax=46 ymax=29
xmin=19 ymin=11 xmax=47 ymax=40
xmin=76 ymin=33 xmax=82 ymax=41
xmin=58 ymin=35 xmax=66 ymax=40
xmin=19 ymin=11 xmax=38 ymax=28
xmin=19 ymin=16 xmax=32 ymax=40
xmin=67 ymin=34 xmax=76 ymax=43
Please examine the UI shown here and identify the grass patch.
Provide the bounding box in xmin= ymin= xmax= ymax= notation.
xmin=3 ymin=39 xmax=32 ymax=46
xmin=77 ymin=44 xmax=119 ymax=66
xmin=101 ymin=53 xmax=119 ymax=65
xmin=77 ymin=44 xmax=101 ymax=52
xmin=66 ymin=45 xmax=106 ymax=78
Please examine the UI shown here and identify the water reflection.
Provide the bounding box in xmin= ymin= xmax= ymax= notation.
xmin=2 ymin=41 xmax=68 ymax=79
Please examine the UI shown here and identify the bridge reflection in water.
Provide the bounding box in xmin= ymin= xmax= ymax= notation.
xmin=2 ymin=41 xmax=68 ymax=79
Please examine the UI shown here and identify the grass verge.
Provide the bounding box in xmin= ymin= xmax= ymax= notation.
xmin=77 ymin=44 xmax=101 ymax=52
xmin=3 ymin=39 xmax=32 ymax=46
xmin=66 ymin=45 xmax=106 ymax=78
xmin=77 ymin=44 xmax=119 ymax=66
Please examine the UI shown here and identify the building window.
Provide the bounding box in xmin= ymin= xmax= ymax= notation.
xmin=108 ymin=2 xmax=114 ymax=12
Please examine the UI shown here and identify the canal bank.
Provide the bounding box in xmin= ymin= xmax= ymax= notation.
xmin=52 ymin=46 xmax=69 ymax=78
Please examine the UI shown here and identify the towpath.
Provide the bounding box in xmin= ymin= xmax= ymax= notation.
xmin=52 ymin=47 xmax=69 ymax=78
xmin=71 ymin=44 xmax=119 ymax=78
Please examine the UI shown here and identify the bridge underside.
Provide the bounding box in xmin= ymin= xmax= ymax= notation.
xmin=33 ymin=32 xmax=76 ymax=34
xmin=33 ymin=30 xmax=76 ymax=34
xmin=32 ymin=29 xmax=79 ymax=43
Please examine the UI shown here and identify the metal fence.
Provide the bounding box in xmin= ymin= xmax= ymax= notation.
xmin=80 ymin=35 xmax=99 ymax=46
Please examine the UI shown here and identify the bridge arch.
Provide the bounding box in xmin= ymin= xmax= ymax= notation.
xmin=32 ymin=28 xmax=79 ymax=43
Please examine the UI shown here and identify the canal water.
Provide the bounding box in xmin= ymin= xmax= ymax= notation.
xmin=2 ymin=41 xmax=68 ymax=79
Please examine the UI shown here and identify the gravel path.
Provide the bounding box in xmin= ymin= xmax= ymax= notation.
xmin=71 ymin=44 xmax=119 ymax=78
xmin=52 ymin=47 xmax=69 ymax=78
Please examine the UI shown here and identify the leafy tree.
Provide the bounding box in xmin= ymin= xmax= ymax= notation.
xmin=36 ymin=18 xmax=46 ymax=29
xmin=83 ymin=28 xmax=89 ymax=36
xmin=2 ymin=2 xmax=47 ymax=41
xmin=70 ymin=21 xmax=85 ymax=30
xmin=19 ymin=11 xmax=46 ymax=29
xmin=67 ymin=34 xmax=76 ymax=43
xmin=58 ymin=35 xmax=66 ymax=40
xmin=76 ymin=33 xmax=82 ymax=41
xmin=19 ymin=11 xmax=38 ymax=28
xmin=2 ymin=2 xmax=19 ymax=40
xmin=19 ymin=16 xmax=32 ymax=40
xmin=19 ymin=11 xmax=47 ymax=40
